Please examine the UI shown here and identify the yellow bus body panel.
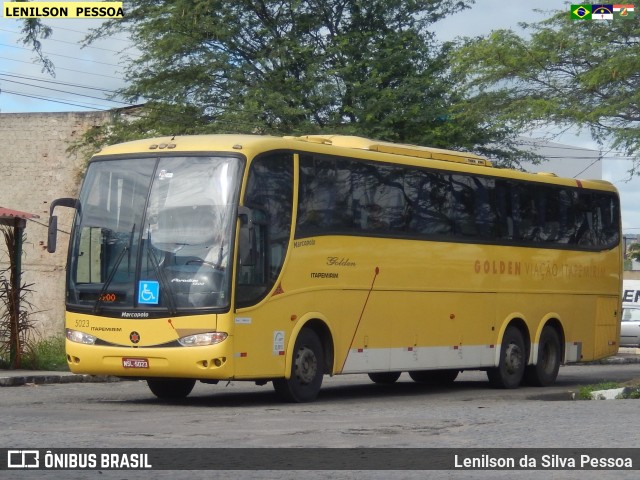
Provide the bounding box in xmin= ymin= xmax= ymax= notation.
xmin=66 ymin=134 xmax=622 ymax=381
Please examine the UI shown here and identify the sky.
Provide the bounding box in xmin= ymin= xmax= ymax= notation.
xmin=0 ymin=12 xmax=133 ymax=112
xmin=1 ymin=0 xmax=640 ymax=232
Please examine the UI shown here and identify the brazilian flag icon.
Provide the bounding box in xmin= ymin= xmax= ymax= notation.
xmin=571 ymin=4 xmax=593 ymax=19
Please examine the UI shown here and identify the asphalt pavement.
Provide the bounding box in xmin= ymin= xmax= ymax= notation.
xmin=1 ymin=348 xmax=639 ymax=387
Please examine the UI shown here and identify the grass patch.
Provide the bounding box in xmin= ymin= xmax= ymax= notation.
xmin=577 ymin=379 xmax=640 ymax=400
xmin=577 ymin=382 xmax=621 ymax=400
xmin=24 ymin=336 xmax=68 ymax=371
xmin=623 ymin=388 xmax=640 ymax=399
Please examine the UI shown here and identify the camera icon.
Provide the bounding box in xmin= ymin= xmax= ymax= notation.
xmin=7 ymin=450 xmax=40 ymax=469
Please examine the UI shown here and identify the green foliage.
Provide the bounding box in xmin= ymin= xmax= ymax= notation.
xmin=22 ymin=335 xmax=67 ymax=371
xmin=86 ymin=1 xmax=468 ymax=139
xmin=577 ymin=382 xmax=621 ymax=400
xmin=0 ymin=227 xmax=37 ymax=369
xmin=454 ymin=9 xmax=640 ymax=167
xmin=15 ymin=1 xmax=550 ymax=167
xmin=628 ymin=242 xmax=640 ymax=262
xmin=577 ymin=380 xmax=640 ymax=400
xmin=65 ymin=1 xmax=532 ymax=167
xmin=15 ymin=0 xmax=55 ymax=76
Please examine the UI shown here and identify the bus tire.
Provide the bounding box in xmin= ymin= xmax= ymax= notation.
xmin=487 ymin=326 xmax=526 ymax=389
xmin=409 ymin=369 xmax=459 ymax=385
xmin=523 ymin=326 xmax=561 ymax=387
xmin=147 ymin=378 xmax=196 ymax=399
xmin=368 ymin=372 xmax=401 ymax=384
xmin=273 ymin=329 xmax=324 ymax=403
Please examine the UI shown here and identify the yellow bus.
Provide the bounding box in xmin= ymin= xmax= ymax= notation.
xmin=47 ymin=134 xmax=622 ymax=402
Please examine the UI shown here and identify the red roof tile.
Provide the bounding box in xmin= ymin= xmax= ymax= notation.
xmin=0 ymin=207 xmax=39 ymax=220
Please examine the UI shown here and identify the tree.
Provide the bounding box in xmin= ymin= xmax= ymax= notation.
xmin=628 ymin=242 xmax=640 ymax=262
xmin=0 ymin=227 xmax=36 ymax=369
xmin=86 ymin=1 xmax=478 ymax=142
xmin=20 ymin=1 xmax=538 ymax=167
xmin=454 ymin=9 xmax=640 ymax=168
xmin=11 ymin=1 xmax=55 ymax=76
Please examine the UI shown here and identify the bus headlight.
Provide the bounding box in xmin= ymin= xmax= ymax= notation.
xmin=178 ymin=332 xmax=228 ymax=347
xmin=66 ymin=329 xmax=97 ymax=345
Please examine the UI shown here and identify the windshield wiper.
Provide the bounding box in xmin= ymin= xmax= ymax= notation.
xmin=93 ymin=224 xmax=136 ymax=314
xmin=93 ymin=243 xmax=129 ymax=314
xmin=146 ymin=241 xmax=178 ymax=316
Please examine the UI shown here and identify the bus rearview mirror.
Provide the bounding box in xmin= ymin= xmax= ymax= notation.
xmin=47 ymin=216 xmax=58 ymax=253
xmin=47 ymin=197 xmax=78 ymax=254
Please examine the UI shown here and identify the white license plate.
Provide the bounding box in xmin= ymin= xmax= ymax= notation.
xmin=122 ymin=357 xmax=149 ymax=369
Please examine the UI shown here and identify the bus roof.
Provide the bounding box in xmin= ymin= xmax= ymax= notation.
xmin=93 ymin=134 xmax=617 ymax=193
xmin=286 ymin=135 xmax=492 ymax=167
xmin=94 ymin=134 xmax=490 ymax=166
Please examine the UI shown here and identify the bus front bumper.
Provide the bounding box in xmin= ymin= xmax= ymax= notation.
xmin=65 ymin=340 xmax=234 ymax=380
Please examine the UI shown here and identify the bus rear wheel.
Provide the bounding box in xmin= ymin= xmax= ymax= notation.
xmin=523 ymin=326 xmax=561 ymax=387
xmin=409 ymin=369 xmax=459 ymax=385
xmin=147 ymin=378 xmax=196 ymax=399
xmin=487 ymin=326 xmax=526 ymax=389
xmin=368 ymin=372 xmax=401 ymax=384
xmin=273 ymin=329 xmax=324 ymax=403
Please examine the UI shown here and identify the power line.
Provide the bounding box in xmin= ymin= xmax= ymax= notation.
xmin=572 ymin=156 xmax=603 ymax=178
xmin=0 ymin=71 xmax=119 ymax=94
xmin=0 ymin=76 xmax=131 ymax=106
xmin=0 ymin=22 xmax=133 ymax=44
xmin=46 ymin=24 xmax=133 ymax=44
xmin=0 ymin=42 xmax=122 ymax=68
xmin=1 ymin=89 xmax=111 ymax=111
xmin=518 ymin=139 xmax=637 ymax=158
xmin=518 ymin=141 xmax=600 ymax=152
xmin=0 ymin=55 xmax=124 ymax=80
xmin=0 ymin=27 xmax=128 ymax=54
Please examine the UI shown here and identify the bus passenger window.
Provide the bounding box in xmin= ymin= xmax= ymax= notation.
xmin=298 ymin=158 xmax=337 ymax=229
xmin=406 ymin=170 xmax=453 ymax=236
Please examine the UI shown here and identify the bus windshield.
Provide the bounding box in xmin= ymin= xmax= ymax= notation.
xmin=67 ymin=155 xmax=243 ymax=314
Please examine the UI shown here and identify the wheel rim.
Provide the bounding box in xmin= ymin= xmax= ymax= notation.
xmin=294 ymin=346 xmax=318 ymax=385
xmin=504 ymin=342 xmax=522 ymax=374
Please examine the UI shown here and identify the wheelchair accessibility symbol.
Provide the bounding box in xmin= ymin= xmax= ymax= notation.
xmin=138 ymin=281 xmax=160 ymax=305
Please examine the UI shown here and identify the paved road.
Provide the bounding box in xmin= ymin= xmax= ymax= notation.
xmin=1 ymin=363 xmax=639 ymax=479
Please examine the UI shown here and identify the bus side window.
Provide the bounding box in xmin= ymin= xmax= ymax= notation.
xmin=298 ymin=156 xmax=338 ymax=230
xmin=354 ymin=163 xmax=407 ymax=232
xmin=236 ymin=153 xmax=293 ymax=307
xmin=406 ymin=170 xmax=453 ymax=236
xmin=595 ymin=193 xmax=620 ymax=247
xmin=450 ymin=175 xmax=476 ymax=236
xmin=493 ymin=180 xmax=513 ymax=240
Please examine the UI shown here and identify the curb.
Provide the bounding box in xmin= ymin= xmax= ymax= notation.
xmin=0 ymin=373 xmax=120 ymax=387
xmin=594 ymin=356 xmax=640 ymax=365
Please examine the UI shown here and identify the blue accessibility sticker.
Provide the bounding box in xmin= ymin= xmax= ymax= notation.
xmin=138 ymin=281 xmax=160 ymax=305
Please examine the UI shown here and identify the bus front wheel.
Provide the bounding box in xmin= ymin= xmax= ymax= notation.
xmin=487 ymin=326 xmax=526 ymax=389
xmin=273 ymin=329 xmax=324 ymax=403
xmin=147 ymin=378 xmax=196 ymax=399
xmin=523 ymin=326 xmax=561 ymax=387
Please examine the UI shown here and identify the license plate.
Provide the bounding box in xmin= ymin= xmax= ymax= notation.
xmin=122 ymin=357 xmax=149 ymax=369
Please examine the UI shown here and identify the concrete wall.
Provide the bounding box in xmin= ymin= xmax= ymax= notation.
xmin=0 ymin=111 xmax=110 ymax=338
